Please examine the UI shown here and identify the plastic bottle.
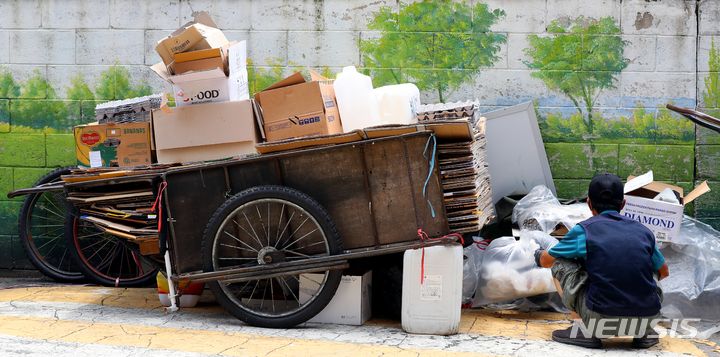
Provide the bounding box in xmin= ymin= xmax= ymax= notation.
xmin=374 ymin=83 xmax=420 ymax=125
xmin=402 ymin=244 xmax=463 ymax=335
xmin=333 ymin=66 xmax=380 ymax=132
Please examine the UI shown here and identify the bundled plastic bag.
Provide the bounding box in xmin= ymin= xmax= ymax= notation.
xmin=512 ymin=185 xmax=591 ymax=234
xmin=473 ymin=231 xmax=558 ymax=305
xmin=462 ymin=238 xmax=490 ymax=306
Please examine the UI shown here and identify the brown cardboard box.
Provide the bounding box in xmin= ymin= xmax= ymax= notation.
xmin=155 ymin=12 xmax=229 ymax=67
xmin=151 ymin=41 xmax=249 ymax=107
xmin=254 ymin=72 xmax=343 ymax=142
xmin=152 ymin=99 xmax=260 ymax=163
xmin=74 ymin=122 xmax=152 ymax=168
xmin=174 ymin=48 xmax=226 ymax=75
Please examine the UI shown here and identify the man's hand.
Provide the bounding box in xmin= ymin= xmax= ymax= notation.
xmin=534 ymin=249 xmax=545 ymax=267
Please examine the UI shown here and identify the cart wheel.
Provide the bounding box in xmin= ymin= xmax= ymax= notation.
xmin=64 ymin=215 xmax=158 ymax=287
xmin=17 ymin=166 xmax=86 ymax=283
xmin=202 ymin=185 xmax=343 ymax=328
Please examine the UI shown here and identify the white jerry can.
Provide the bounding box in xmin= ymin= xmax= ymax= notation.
xmin=402 ymin=243 xmax=463 ymax=335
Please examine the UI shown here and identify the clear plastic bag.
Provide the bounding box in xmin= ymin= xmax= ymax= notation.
xmin=462 ymin=237 xmax=491 ymax=306
xmin=659 ymin=215 xmax=720 ymax=338
xmin=472 ymin=231 xmax=558 ymax=305
xmin=512 ymin=185 xmax=592 ymax=234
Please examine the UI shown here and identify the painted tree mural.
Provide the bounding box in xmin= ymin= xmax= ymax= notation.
xmin=704 ymin=38 xmax=720 ymax=117
xmin=524 ymin=16 xmax=628 ymax=135
xmin=360 ymin=0 xmax=506 ymax=102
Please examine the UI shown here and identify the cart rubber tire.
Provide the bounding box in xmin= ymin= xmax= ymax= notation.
xmin=18 ymin=166 xmax=86 ymax=283
xmin=64 ymin=214 xmax=158 ymax=287
xmin=202 ymin=185 xmax=343 ymax=328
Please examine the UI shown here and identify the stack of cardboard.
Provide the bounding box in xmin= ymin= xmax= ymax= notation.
xmin=437 ymin=117 xmax=494 ymax=234
xmin=66 ymin=183 xmax=160 ymax=255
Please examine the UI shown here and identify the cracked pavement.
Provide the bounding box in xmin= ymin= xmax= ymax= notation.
xmin=0 ymin=274 xmax=719 ymax=357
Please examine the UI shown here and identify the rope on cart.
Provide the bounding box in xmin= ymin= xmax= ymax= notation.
xmin=417 ymin=229 xmax=464 ymax=284
xmin=422 ymin=133 xmax=437 ymax=218
xmin=152 ymin=182 xmax=168 ymax=232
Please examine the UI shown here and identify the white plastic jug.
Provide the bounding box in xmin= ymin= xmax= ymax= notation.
xmin=333 ymin=66 xmax=380 ymax=132
xmin=374 ymin=83 xmax=420 ymax=125
xmin=402 ymin=243 xmax=463 ymax=335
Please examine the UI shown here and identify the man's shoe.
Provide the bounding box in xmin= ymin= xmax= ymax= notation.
xmin=631 ymin=333 xmax=659 ymax=348
xmin=552 ymin=324 xmax=603 ymax=348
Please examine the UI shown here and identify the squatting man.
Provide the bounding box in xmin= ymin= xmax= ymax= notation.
xmin=534 ymin=173 xmax=670 ymax=349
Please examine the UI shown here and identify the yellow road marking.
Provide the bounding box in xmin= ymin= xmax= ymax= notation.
xmin=0 ymin=315 xmax=506 ymax=357
xmin=0 ymin=286 xmax=708 ymax=356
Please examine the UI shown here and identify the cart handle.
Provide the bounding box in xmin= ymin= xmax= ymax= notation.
xmin=666 ymin=104 xmax=720 ymax=133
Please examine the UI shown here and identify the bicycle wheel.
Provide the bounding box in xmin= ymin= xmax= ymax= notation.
xmin=202 ymin=185 xmax=343 ymax=328
xmin=17 ymin=166 xmax=85 ymax=283
xmin=64 ymin=215 xmax=158 ymax=287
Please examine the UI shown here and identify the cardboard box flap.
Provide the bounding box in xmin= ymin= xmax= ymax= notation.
xmin=257 ymin=81 xmax=325 ymax=122
xmin=153 ymin=100 xmax=256 ymax=150
xmin=684 ymin=181 xmax=710 ymax=204
xmin=308 ymin=68 xmax=330 ymax=82
xmin=626 ymin=171 xmax=684 ymax=197
xmin=171 ymin=11 xmax=219 ymax=36
xmin=262 ymin=72 xmax=306 ymax=92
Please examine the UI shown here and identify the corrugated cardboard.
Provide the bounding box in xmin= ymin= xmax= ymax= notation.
xmin=174 ymin=48 xmax=226 ymax=75
xmin=74 ymin=122 xmax=152 ymax=168
xmin=621 ymin=171 xmax=710 ymax=242
xmin=151 ymin=41 xmax=248 ymax=107
xmin=152 ymin=99 xmax=260 ymax=163
xmin=309 ymin=68 xmax=343 ymax=133
xmin=254 ymin=72 xmax=343 ymax=142
xmin=255 ymin=131 xmax=364 ymax=154
xmin=155 ymin=12 xmax=229 ymax=66
xmin=299 ymin=270 xmax=371 ymax=325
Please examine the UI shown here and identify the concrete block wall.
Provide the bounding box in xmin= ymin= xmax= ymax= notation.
xmin=0 ymin=0 xmax=717 ymax=271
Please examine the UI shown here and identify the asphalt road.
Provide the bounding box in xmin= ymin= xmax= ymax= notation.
xmin=1 ymin=269 xmax=719 ymax=357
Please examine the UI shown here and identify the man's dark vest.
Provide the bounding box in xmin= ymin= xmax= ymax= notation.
xmin=578 ymin=212 xmax=661 ymax=317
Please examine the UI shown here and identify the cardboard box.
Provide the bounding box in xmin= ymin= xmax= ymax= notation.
xmin=151 ymin=41 xmax=248 ymax=107
xmin=155 ymin=11 xmax=229 ymax=67
xmin=152 ymin=99 xmax=260 ymax=164
xmin=174 ymin=48 xmax=226 ymax=75
xmin=74 ymin=122 xmax=152 ymax=168
xmin=299 ymin=270 xmax=371 ymax=325
xmin=254 ymin=72 xmax=343 ymax=142
xmin=621 ymin=171 xmax=710 ymax=243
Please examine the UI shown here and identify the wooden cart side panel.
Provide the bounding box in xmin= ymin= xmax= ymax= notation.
xmin=363 ymin=134 xmax=448 ymax=245
xmin=165 ymin=161 xmax=283 ymax=273
xmin=405 ymin=134 xmax=448 ymax=237
xmin=278 ymin=145 xmax=376 ymax=250
xmin=165 ymin=167 xmax=228 ymax=273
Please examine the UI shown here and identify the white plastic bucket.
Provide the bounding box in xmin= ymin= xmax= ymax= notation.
xmin=374 ymin=83 xmax=420 ymax=125
xmin=333 ymin=66 xmax=380 ymax=132
xmin=402 ymin=244 xmax=463 ymax=335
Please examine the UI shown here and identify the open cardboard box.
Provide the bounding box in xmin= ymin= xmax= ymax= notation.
xmin=621 ymin=171 xmax=710 ymax=243
xmin=152 ymin=99 xmax=260 ymax=164
xmin=254 ymin=72 xmax=343 ymax=142
xmin=151 ymin=41 xmax=248 ymax=107
xmin=155 ymin=11 xmax=229 ymax=67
